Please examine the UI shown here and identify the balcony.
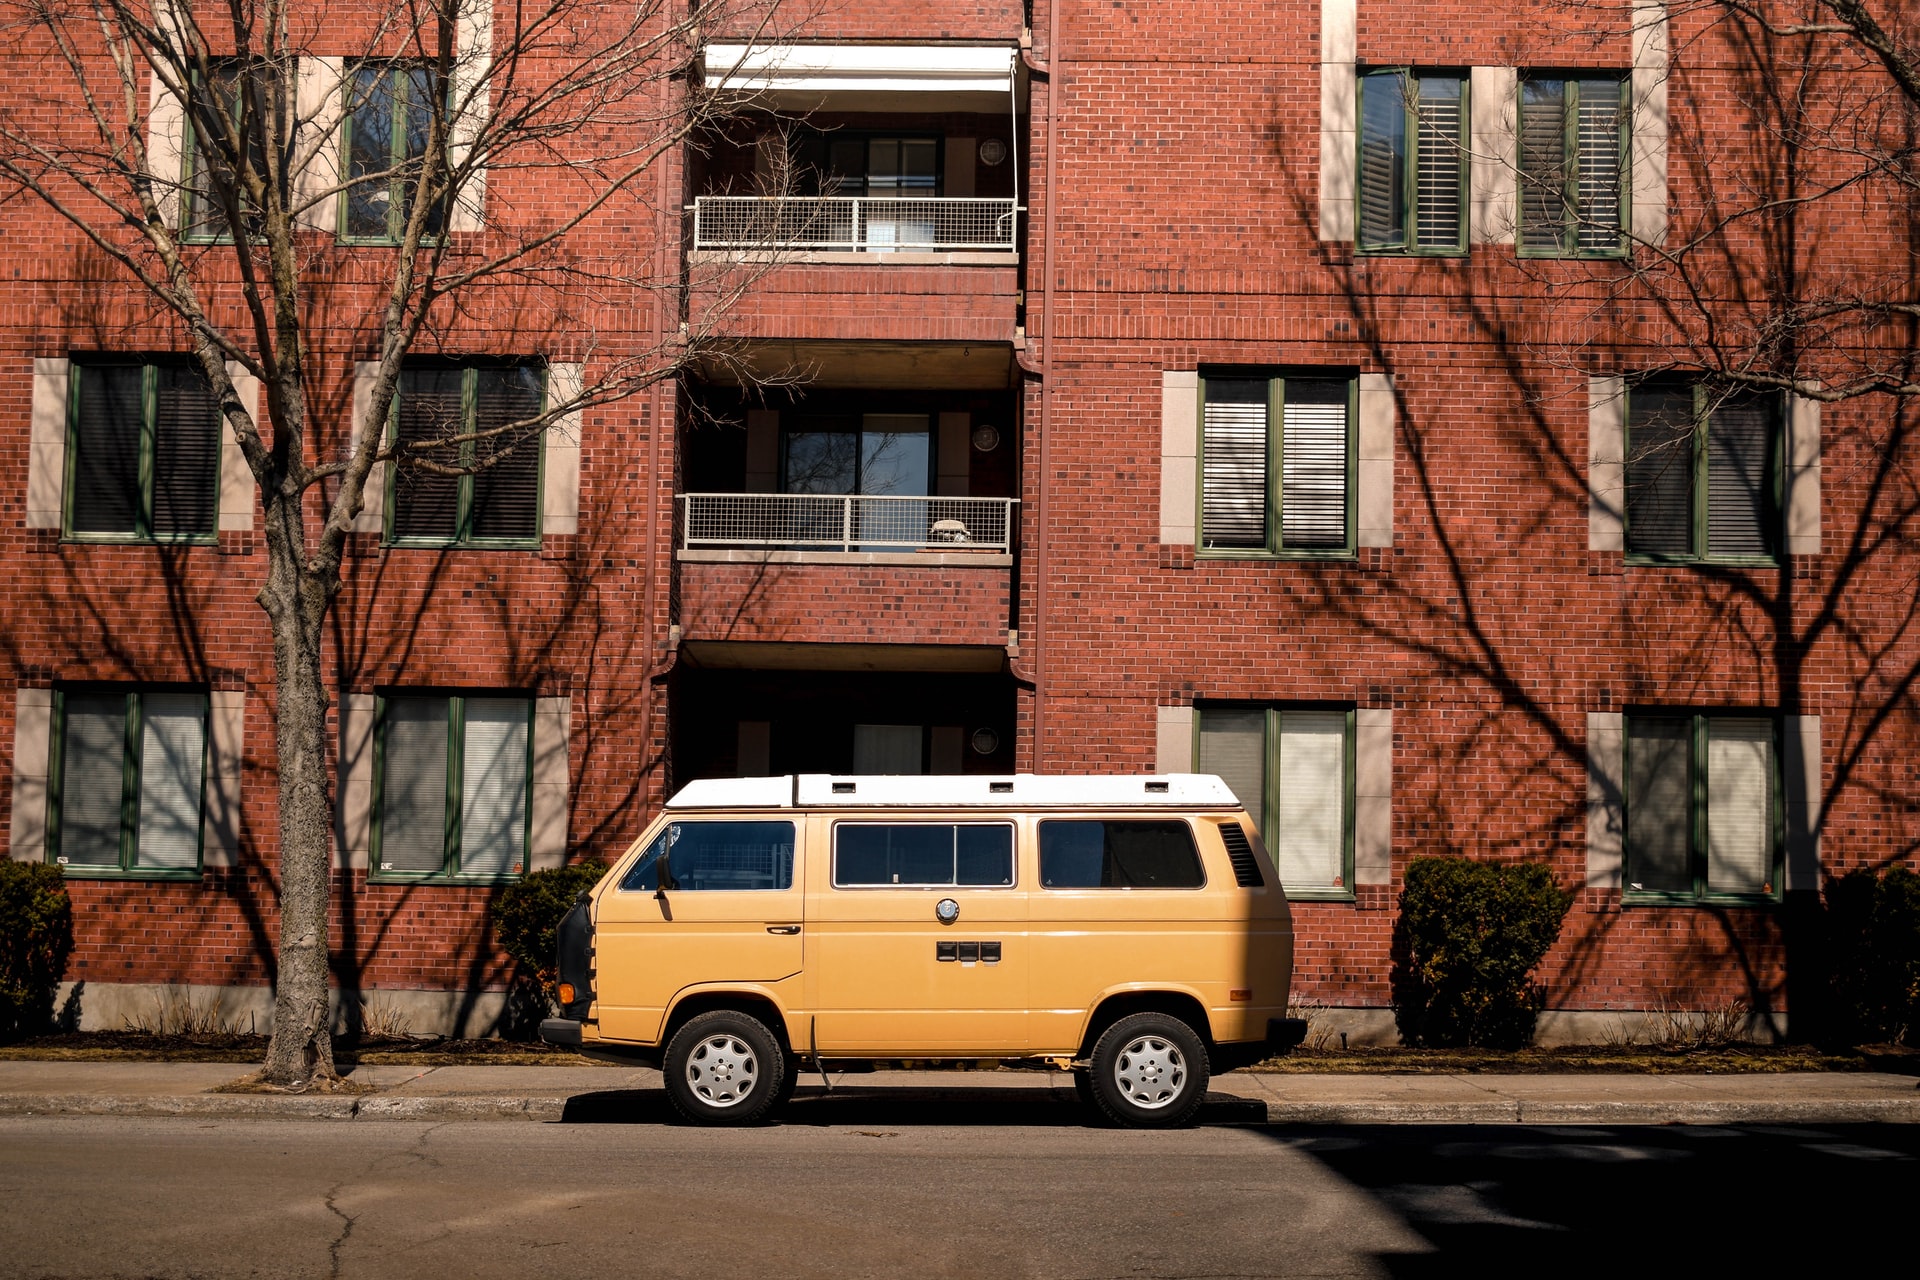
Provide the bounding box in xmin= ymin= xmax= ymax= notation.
xmin=679 ymin=493 xmax=1017 ymax=564
xmin=690 ymin=196 xmax=1020 ymax=256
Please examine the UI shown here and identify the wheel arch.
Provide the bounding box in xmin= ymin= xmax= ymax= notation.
xmin=661 ymin=987 xmax=798 ymax=1055
xmin=1076 ymin=987 xmax=1214 ymax=1060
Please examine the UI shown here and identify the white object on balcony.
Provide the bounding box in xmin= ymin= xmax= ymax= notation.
xmin=703 ymin=44 xmax=1017 ymax=96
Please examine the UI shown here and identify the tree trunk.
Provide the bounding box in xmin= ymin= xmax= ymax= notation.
xmin=259 ymin=505 xmax=340 ymax=1086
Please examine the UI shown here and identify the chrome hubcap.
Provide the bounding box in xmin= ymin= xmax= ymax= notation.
xmin=685 ymin=1034 xmax=759 ymax=1108
xmin=1113 ymin=1035 xmax=1186 ymax=1110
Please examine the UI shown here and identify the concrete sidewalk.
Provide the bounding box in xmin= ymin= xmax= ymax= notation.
xmin=1 ymin=1059 xmax=1916 ymax=1124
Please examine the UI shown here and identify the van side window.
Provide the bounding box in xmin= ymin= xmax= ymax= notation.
xmin=834 ymin=823 xmax=1015 ymax=888
xmin=1038 ymin=820 xmax=1205 ymax=889
xmin=619 ymin=821 xmax=796 ymax=891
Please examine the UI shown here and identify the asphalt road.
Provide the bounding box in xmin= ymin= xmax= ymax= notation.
xmin=2 ymin=1094 xmax=1916 ymax=1278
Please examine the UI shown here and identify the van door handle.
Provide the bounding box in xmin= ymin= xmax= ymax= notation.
xmin=766 ymin=925 xmax=801 ymax=935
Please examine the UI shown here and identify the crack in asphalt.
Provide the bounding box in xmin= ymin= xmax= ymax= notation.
xmin=321 ymin=1122 xmax=453 ymax=1278
xmin=323 ymin=1181 xmax=355 ymax=1280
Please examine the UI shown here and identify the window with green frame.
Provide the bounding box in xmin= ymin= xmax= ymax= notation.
xmin=372 ymin=693 xmax=533 ymax=882
xmin=386 ymin=364 xmax=544 ymax=547
xmin=181 ymin=61 xmax=271 ymax=243
xmin=1517 ymin=75 xmax=1626 ymax=257
xmin=1199 ymin=372 xmax=1354 ymax=556
xmin=64 ymin=360 xmax=221 ymax=543
xmin=1625 ymin=382 xmax=1780 ymax=563
xmin=1357 ymin=69 xmax=1467 ymax=255
xmin=48 ymin=688 xmax=207 ymax=879
xmin=1626 ymin=714 xmax=1779 ymax=903
xmin=341 ymin=62 xmax=448 ymax=244
xmin=1196 ymin=707 xmax=1353 ymax=899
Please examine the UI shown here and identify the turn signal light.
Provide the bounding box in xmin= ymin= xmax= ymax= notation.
xmin=1229 ymin=989 xmax=1252 ymax=1002
xmin=557 ymin=983 xmax=576 ymax=1004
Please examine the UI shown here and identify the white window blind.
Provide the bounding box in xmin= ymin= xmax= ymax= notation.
xmin=1202 ymin=382 xmax=1268 ymax=548
xmin=1281 ymin=386 xmax=1350 ymax=548
xmin=1626 ymin=385 xmax=1695 ymax=557
xmin=460 ymin=699 xmax=529 ymax=879
xmin=1707 ymin=399 xmax=1774 ymax=558
xmin=381 ymin=699 xmax=450 ymax=873
xmin=134 ymin=693 xmax=205 ymax=871
xmin=1198 ymin=709 xmax=1266 ymax=834
xmin=1706 ymin=719 xmax=1773 ymax=895
xmin=1519 ymin=80 xmax=1568 ymax=253
xmin=1574 ymin=83 xmax=1622 ymax=252
xmin=1414 ymin=77 xmax=1462 ymax=248
xmin=59 ymin=694 xmax=126 ymax=867
xmin=1275 ymin=712 xmax=1346 ymax=891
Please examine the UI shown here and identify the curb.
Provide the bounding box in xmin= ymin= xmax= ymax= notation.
xmin=4 ymin=1092 xmax=1918 ymax=1125
xmin=0 ymin=1094 xmax=568 ymax=1121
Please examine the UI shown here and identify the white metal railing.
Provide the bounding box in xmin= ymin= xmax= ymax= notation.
xmin=680 ymin=493 xmax=1019 ymax=553
xmin=690 ymin=196 xmax=1020 ymax=253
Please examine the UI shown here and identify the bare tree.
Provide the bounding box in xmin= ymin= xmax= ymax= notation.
xmin=1506 ymin=1 xmax=1920 ymax=404
xmin=0 ymin=0 xmax=805 ymax=1084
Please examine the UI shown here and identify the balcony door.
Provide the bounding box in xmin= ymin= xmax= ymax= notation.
xmin=820 ymin=136 xmax=938 ymax=249
xmin=783 ymin=414 xmax=930 ymax=549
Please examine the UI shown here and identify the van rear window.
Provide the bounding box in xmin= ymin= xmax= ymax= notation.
xmin=1038 ymin=820 xmax=1205 ymax=889
xmin=619 ymin=821 xmax=796 ymax=891
xmin=834 ymin=823 xmax=1015 ymax=887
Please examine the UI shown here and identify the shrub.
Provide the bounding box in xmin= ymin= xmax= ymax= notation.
xmin=1824 ymin=865 xmax=1920 ymax=1047
xmin=1391 ymin=857 xmax=1574 ymax=1049
xmin=0 ymin=861 xmax=74 ymax=1042
xmin=491 ymin=862 xmax=607 ymax=1000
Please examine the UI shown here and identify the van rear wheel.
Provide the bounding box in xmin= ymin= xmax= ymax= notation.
xmin=1087 ymin=1012 xmax=1209 ymax=1129
xmin=663 ymin=1010 xmax=788 ymax=1125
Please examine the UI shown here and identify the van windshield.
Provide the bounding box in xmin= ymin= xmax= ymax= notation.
xmin=1038 ymin=820 xmax=1205 ymax=889
xmin=620 ymin=821 xmax=796 ymax=891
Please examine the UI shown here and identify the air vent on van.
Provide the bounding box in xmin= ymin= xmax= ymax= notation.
xmin=1218 ymin=822 xmax=1265 ymax=888
xmin=1145 ymin=780 xmax=1170 ymax=793
xmin=832 ymin=782 xmax=856 ymax=794
xmin=989 ymin=781 xmax=1013 ymax=794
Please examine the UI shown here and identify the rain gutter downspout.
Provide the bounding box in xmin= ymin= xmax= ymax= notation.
xmin=1016 ymin=4 xmax=1060 ymax=771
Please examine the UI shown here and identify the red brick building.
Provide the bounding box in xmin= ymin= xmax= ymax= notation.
xmin=3 ymin=1 xmax=1915 ymax=1041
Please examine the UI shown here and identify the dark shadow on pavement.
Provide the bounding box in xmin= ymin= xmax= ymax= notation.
xmin=1253 ymin=1122 xmax=1920 ymax=1275
xmin=558 ymin=1086 xmax=1267 ymax=1127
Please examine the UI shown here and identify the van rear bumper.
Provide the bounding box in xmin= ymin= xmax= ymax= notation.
xmin=1211 ymin=1017 xmax=1308 ymax=1073
xmin=1267 ymin=1017 xmax=1309 ymax=1050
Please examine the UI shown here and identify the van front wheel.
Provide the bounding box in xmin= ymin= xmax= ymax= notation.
xmin=1087 ymin=1012 xmax=1210 ymax=1129
xmin=663 ymin=1010 xmax=788 ymax=1125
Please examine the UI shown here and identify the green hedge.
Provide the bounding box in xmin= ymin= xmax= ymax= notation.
xmin=1391 ymin=857 xmax=1574 ymax=1049
xmin=1824 ymin=865 xmax=1920 ymax=1047
xmin=0 ymin=861 xmax=74 ymax=1042
xmin=491 ymin=863 xmax=607 ymax=999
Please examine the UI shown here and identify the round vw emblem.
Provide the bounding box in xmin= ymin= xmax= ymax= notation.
xmin=935 ymin=898 xmax=961 ymax=925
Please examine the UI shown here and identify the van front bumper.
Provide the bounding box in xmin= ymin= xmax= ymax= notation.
xmin=540 ymin=1017 xmax=584 ymax=1047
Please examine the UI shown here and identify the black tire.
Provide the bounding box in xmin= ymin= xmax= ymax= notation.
xmin=662 ymin=1009 xmax=789 ymax=1125
xmin=1086 ymin=1012 xmax=1210 ymax=1129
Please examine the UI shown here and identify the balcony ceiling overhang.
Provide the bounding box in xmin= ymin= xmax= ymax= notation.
xmin=681 ymin=640 xmax=1010 ymax=674
xmin=703 ymin=43 xmax=1018 ymax=112
xmin=691 ymin=340 xmax=1018 ymax=391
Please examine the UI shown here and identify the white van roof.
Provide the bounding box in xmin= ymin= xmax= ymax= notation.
xmin=664 ymin=774 xmax=1244 ymax=811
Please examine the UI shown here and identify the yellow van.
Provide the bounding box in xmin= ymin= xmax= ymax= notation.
xmin=540 ymin=774 xmax=1304 ymax=1127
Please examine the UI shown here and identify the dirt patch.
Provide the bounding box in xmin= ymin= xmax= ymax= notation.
xmin=1242 ymin=1043 xmax=1915 ymax=1074
xmin=0 ymin=1031 xmax=597 ymax=1068
xmin=212 ymin=1071 xmax=381 ymax=1096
